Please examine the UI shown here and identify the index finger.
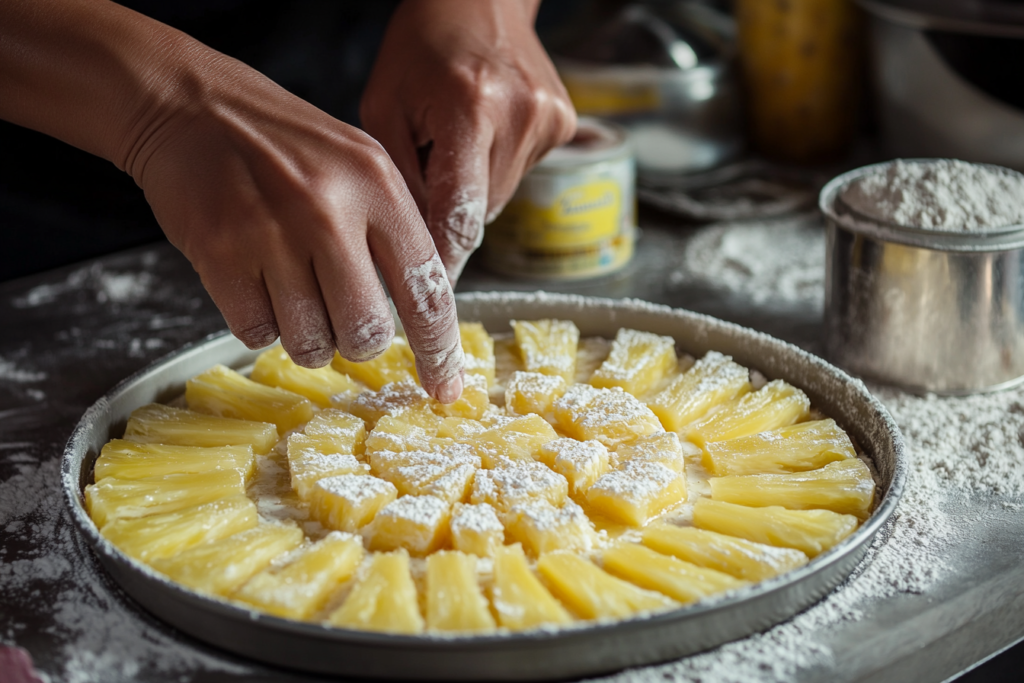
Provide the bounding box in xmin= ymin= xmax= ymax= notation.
xmin=369 ymin=193 xmax=465 ymax=404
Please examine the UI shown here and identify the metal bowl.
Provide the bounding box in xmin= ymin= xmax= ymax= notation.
xmin=62 ymin=292 xmax=905 ymax=681
xmin=822 ymin=162 xmax=1024 ymax=394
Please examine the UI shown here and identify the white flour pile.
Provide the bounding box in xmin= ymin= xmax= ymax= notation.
xmin=670 ymin=214 xmax=825 ymax=309
xmin=840 ymin=159 xmax=1024 ymax=231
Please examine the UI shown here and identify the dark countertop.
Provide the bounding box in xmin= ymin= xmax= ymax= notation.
xmin=2 ymin=211 xmax=1022 ymax=683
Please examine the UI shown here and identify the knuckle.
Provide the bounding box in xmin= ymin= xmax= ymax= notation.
xmin=232 ymin=320 xmax=279 ymax=349
xmin=282 ymin=336 xmax=334 ymax=369
xmin=334 ymin=314 xmax=394 ymax=362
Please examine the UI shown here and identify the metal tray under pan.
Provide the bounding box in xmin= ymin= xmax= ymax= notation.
xmin=62 ymin=292 xmax=906 ymax=681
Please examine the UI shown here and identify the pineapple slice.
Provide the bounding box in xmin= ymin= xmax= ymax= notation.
xmin=150 ymin=523 xmax=304 ymax=596
xmin=686 ymin=380 xmax=810 ymax=449
xmin=470 ymin=461 xmax=568 ymax=513
xmin=512 ymin=319 xmax=579 ymax=382
xmin=611 ymin=431 xmax=686 ymax=473
xmin=491 ymin=544 xmax=573 ymax=631
xmin=537 ymin=551 xmax=677 ymax=619
xmin=100 ymin=495 xmax=257 ymax=563
xmin=702 ymin=418 xmax=856 ymax=476
xmin=425 ymin=551 xmax=497 ymax=633
xmin=372 ymin=452 xmax=476 ymax=505
xmin=601 ymin=542 xmax=748 ymax=604
xmin=709 ymin=458 xmax=876 ymax=520
xmin=585 ymin=462 xmax=686 ymax=527
xmin=589 ymin=328 xmax=677 ymax=397
xmin=365 ymin=414 xmax=452 ymax=454
xmin=365 ymin=494 xmax=451 ymax=556
xmin=349 ymin=381 xmax=433 ymax=427
xmin=331 ymin=335 xmax=418 ymax=390
xmin=641 ymin=524 xmax=808 ymax=582
xmin=431 ymin=373 xmax=489 ymax=420
xmin=328 ymin=550 xmax=424 ymax=634
xmin=368 ymin=447 xmax=481 ymax=475
xmin=504 ymin=371 xmax=568 ymax=421
xmin=286 ymin=434 xmax=369 ymax=500
xmin=553 ymin=384 xmax=663 ymax=448
xmin=450 ymin=503 xmax=505 ymax=557
xmin=186 ymin=364 xmax=314 ymax=434
xmin=124 ymin=403 xmax=279 ymax=455
xmin=505 ymin=499 xmax=597 ymax=556
xmin=646 ymin=352 xmax=751 ymax=432
xmin=303 ymin=409 xmax=367 ymax=455
xmin=234 ymin=532 xmax=364 ymax=620
xmin=460 ymin=321 xmax=496 ymax=387
xmin=308 ymin=475 xmax=397 ymax=532
xmin=468 ymin=414 xmax=558 ymax=468
xmin=537 ymin=438 xmax=609 ymax=496
xmin=692 ymin=498 xmax=858 ymax=558
xmin=436 ymin=416 xmax=488 ymax=440
xmin=85 ymin=469 xmax=246 ymax=528
xmin=251 ymin=345 xmax=363 ymax=408
xmin=93 ymin=440 xmax=255 ymax=482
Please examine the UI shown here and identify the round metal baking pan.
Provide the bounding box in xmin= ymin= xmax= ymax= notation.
xmin=62 ymin=292 xmax=906 ymax=681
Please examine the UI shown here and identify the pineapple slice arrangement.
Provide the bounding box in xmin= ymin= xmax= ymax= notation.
xmin=84 ymin=319 xmax=877 ymax=636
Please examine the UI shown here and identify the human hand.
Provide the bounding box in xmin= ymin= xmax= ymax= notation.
xmin=360 ymin=0 xmax=577 ymax=284
xmin=128 ymin=50 xmax=464 ymax=402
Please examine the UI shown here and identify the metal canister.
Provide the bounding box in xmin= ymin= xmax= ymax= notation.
xmin=821 ymin=161 xmax=1024 ymax=395
xmin=483 ymin=118 xmax=636 ymax=280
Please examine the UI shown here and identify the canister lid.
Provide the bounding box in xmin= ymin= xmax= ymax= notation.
xmin=536 ymin=118 xmax=633 ymax=169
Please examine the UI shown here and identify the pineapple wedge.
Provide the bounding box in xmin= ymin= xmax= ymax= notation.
xmin=349 ymin=381 xmax=433 ymax=427
xmin=686 ymin=380 xmax=811 ymax=449
xmin=365 ymin=414 xmax=452 ymax=454
xmin=504 ymin=371 xmax=568 ymax=421
xmin=309 ymin=474 xmax=397 ymax=532
xmin=553 ymin=384 xmax=663 ymax=448
xmin=124 ymin=403 xmax=278 ymax=455
xmin=328 ymin=550 xmax=424 ymax=634
xmin=537 ymin=551 xmax=677 ymax=619
xmin=93 ymin=440 xmax=255 ymax=482
xmin=512 ymin=319 xmax=579 ymax=382
xmin=491 ymin=544 xmax=573 ymax=631
xmin=574 ymin=336 xmax=612 ymax=383
xmin=692 ymin=498 xmax=858 ymax=558
xmin=251 ymin=345 xmax=363 ymax=408
xmin=331 ymin=335 xmax=418 ymax=390
xmin=470 ymin=461 xmax=568 ymax=513
xmin=286 ymin=434 xmax=369 ymax=500
xmin=611 ymin=431 xmax=686 ymax=473
xmin=641 ymin=524 xmax=809 ymax=582
xmin=709 ymin=458 xmax=876 ymax=520
xmin=425 ymin=551 xmax=497 ymax=633
xmin=646 ymin=352 xmax=751 ymax=432
xmin=186 ymin=364 xmax=314 ymax=434
xmin=450 ymin=502 xmax=505 ymax=557
xmin=505 ymin=499 xmax=597 ymax=556
xmin=460 ymin=322 xmax=496 ymax=387
xmin=468 ymin=413 xmax=558 ymax=468
xmin=601 ymin=543 xmax=748 ymax=603
xmin=702 ymin=418 xmax=856 ymax=476
xmin=85 ymin=469 xmax=246 ymax=528
xmin=150 ymin=524 xmax=304 ymax=596
xmin=100 ymin=495 xmax=257 ymax=563
xmin=234 ymin=532 xmax=364 ymax=620
xmin=364 ymin=494 xmax=451 ymax=556
xmin=589 ymin=328 xmax=677 ymax=397
xmin=585 ymin=462 xmax=686 ymax=527
xmin=436 ymin=416 xmax=488 ymax=440
xmin=538 ymin=438 xmax=609 ymax=496
xmin=431 ymin=373 xmax=490 ymax=420
xmin=371 ymin=450 xmax=476 ymax=505
xmin=303 ymin=409 xmax=367 ymax=455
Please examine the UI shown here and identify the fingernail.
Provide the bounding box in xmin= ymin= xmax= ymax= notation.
xmin=435 ymin=373 xmax=463 ymax=405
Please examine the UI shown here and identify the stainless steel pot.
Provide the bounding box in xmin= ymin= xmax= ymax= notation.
xmin=822 ymin=162 xmax=1024 ymax=394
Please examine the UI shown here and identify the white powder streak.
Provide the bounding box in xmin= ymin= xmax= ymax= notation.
xmin=402 ymin=256 xmax=464 ymax=383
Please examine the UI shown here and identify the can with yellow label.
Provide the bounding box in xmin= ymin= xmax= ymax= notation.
xmin=483 ymin=118 xmax=636 ymax=280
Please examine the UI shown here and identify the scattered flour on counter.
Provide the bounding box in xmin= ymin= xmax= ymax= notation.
xmin=14 ymin=263 xmax=153 ymax=308
xmin=0 ymin=357 xmax=46 ymax=383
xmin=670 ymin=214 xmax=825 ymax=308
xmin=841 ymin=159 xmax=1024 ymax=231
